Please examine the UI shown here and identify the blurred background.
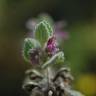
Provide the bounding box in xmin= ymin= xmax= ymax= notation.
xmin=0 ymin=0 xmax=96 ymax=96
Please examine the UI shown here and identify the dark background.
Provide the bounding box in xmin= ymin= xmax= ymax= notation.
xmin=0 ymin=0 xmax=96 ymax=96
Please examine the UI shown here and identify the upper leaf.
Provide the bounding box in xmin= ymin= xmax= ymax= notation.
xmin=23 ymin=38 xmax=41 ymax=62
xmin=34 ymin=20 xmax=53 ymax=46
xmin=38 ymin=13 xmax=54 ymax=29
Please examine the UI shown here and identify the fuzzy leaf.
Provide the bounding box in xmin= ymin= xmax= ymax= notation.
xmin=56 ymin=51 xmax=64 ymax=64
xmin=23 ymin=38 xmax=41 ymax=62
xmin=43 ymin=20 xmax=53 ymax=36
xmin=38 ymin=14 xmax=54 ymax=33
xmin=42 ymin=51 xmax=64 ymax=69
xmin=35 ymin=20 xmax=53 ymax=46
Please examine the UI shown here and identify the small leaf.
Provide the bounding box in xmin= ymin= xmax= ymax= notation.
xmin=56 ymin=51 xmax=64 ymax=64
xmin=41 ymin=51 xmax=64 ymax=69
xmin=31 ymin=69 xmax=44 ymax=78
xmin=23 ymin=38 xmax=41 ymax=62
xmin=35 ymin=20 xmax=53 ymax=46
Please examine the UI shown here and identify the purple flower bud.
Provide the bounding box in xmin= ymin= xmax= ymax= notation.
xmin=29 ymin=48 xmax=41 ymax=65
xmin=46 ymin=36 xmax=59 ymax=56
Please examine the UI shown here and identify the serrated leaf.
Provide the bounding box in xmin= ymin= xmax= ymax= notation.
xmin=43 ymin=20 xmax=53 ymax=36
xmin=23 ymin=38 xmax=41 ymax=62
xmin=41 ymin=51 xmax=64 ymax=69
xmin=35 ymin=20 xmax=53 ymax=46
xmin=38 ymin=13 xmax=54 ymax=31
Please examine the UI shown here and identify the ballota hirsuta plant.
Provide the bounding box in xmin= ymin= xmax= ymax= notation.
xmin=22 ymin=14 xmax=84 ymax=96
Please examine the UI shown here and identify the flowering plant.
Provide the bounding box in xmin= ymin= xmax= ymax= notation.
xmin=22 ymin=14 xmax=84 ymax=96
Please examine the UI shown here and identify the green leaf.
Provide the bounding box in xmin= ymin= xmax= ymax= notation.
xmin=35 ymin=20 xmax=53 ymax=46
xmin=23 ymin=38 xmax=41 ymax=62
xmin=43 ymin=20 xmax=53 ymax=36
xmin=41 ymin=51 xmax=64 ymax=69
xmin=38 ymin=13 xmax=54 ymax=29
xmin=55 ymin=51 xmax=64 ymax=64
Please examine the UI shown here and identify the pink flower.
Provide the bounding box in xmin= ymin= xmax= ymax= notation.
xmin=46 ymin=36 xmax=59 ymax=56
xmin=54 ymin=21 xmax=69 ymax=41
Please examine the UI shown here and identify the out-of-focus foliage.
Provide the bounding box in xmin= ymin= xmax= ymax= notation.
xmin=76 ymin=74 xmax=96 ymax=96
